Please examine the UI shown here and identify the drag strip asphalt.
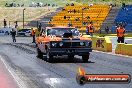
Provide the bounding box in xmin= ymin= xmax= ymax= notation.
xmin=0 ymin=42 xmax=131 ymax=88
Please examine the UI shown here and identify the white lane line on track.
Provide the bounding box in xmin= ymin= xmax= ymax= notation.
xmin=93 ymin=50 xmax=132 ymax=58
xmin=0 ymin=55 xmax=27 ymax=88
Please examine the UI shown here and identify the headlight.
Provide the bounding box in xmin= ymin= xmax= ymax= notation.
xmin=85 ymin=42 xmax=89 ymax=46
xmin=52 ymin=42 xmax=57 ymax=47
xmin=80 ymin=42 xmax=85 ymax=46
xmin=59 ymin=42 xmax=63 ymax=47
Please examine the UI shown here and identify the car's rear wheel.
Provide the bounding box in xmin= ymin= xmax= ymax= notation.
xmin=82 ymin=53 xmax=89 ymax=62
xmin=46 ymin=49 xmax=53 ymax=63
xmin=37 ymin=48 xmax=43 ymax=59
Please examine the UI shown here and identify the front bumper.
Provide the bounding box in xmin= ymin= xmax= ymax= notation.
xmin=49 ymin=48 xmax=92 ymax=56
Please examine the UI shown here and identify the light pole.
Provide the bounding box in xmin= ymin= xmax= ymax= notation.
xmin=23 ymin=8 xmax=26 ymax=28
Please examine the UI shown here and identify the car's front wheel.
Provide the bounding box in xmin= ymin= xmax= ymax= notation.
xmin=37 ymin=48 xmax=43 ymax=59
xmin=82 ymin=53 xmax=89 ymax=62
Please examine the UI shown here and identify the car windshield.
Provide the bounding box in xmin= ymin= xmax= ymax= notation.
xmin=47 ymin=28 xmax=80 ymax=37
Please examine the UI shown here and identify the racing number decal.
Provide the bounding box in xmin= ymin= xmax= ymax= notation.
xmin=96 ymin=39 xmax=104 ymax=48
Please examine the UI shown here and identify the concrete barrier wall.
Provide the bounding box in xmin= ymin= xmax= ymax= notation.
xmin=115 ymin=43 xmax=132 ymax=56
xmin=115 ymin=43 xmax=124 ymax=54
xmin=92 ymin=37 xmax=112 ymax=52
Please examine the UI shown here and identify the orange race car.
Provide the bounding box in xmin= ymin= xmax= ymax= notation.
xmin=36 ymin=27 xmax=92 ymax=62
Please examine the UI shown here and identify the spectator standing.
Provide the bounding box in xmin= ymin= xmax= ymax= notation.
xmin=31 ymin=28 xmax=36 ymax=43
xmin=38 ymin=23 xmax=42 ymax=32
xmin=105 ymin=26 xmax=109 ymax=34
xmin=116 ymin=24 xmax=125 ymax=43
xmin=4 ymin=19 xmax=7 ymax=28
xmin=86 ymin=21 xmax=94 ymax=36
xmin=15 ymin=21 xmax=18 ymax=28
xmin=10 ymin=28 xmax=16 ymax=42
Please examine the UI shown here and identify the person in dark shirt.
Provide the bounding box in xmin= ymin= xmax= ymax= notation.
xmin=105 ymin=26 xmax=109 ymax=34
xmin=40 ymin=28 xmax=46 ymax=36
xmin=15 ymin=21 xmax=18 ymax=28
xmin=4 ymin=19 xmax=7 ymax=28
xmin=38 ymin=23 xmax=42 ymax=32
xmin=10 ymin=28 xmax=16 ymax=42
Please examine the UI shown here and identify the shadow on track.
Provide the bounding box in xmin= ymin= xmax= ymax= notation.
xmin=37 ymin=56 xmax=95 ymax=63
